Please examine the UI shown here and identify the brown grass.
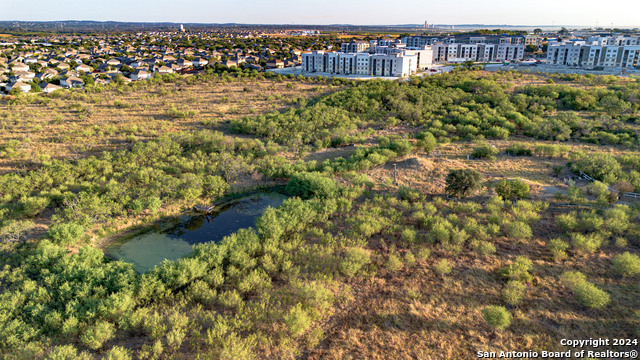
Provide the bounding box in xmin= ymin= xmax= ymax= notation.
xmin=0 ymin=77 xmax=336 ymax=173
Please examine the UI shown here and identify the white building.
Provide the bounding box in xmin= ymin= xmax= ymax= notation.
xmin=302 ymin=51 xmax=418 ymax=77
xmin=547 ymin=36 xmax=640 ymax=68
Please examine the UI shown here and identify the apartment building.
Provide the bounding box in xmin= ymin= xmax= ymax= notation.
xmin=340 ymin=41 xmax=370 ymax=53
xmin=301 ymin=50 xmax=418 ymax=77
xmin=547 ymin=36 xmax=640 ymax=68
xmin=402 ymin=35 xmax=524 ymax=63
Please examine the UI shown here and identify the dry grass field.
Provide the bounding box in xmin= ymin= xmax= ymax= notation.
xmin=0 ymin=76 xmax=335 ymax=173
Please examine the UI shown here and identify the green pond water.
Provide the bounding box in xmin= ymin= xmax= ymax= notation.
xmin=105 ymin=192 xmax=287 ymax=273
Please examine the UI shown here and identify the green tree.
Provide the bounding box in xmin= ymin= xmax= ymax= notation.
xmin=495 ymin=179 xmax=530 ymax=200
xmin=445 ymin=169 xmax=483 ymax=198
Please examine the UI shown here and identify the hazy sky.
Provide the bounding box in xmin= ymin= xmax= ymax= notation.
xmin=1 ymin=0 xmax=639 ymax=26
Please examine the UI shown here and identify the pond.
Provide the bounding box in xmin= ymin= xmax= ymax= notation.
xmin=105 ymin=192 xmax=288 ymax=273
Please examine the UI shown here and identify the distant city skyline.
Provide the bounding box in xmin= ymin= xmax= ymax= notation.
xmin=1 ymin=0 xmax=639 ymax=27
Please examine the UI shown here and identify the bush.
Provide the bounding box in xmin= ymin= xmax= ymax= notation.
xmin=417 ymin=131 xmax=437 ymax=155
xmin=611 ymin=252 xmax=640 ymax=277
xmin=470 ymin=143 xmax=499 ymax=160
xmin=47 ymin=222 xmax=85 ymax=245
xmin=482 ymin=306 xmax=511 ymax=331
xmin=561 ymin=271 xmax=610 ymax=309
xmin=502 ymin=281 xmax=526 ymax=306
xmin=339 ymin=247 xmax=371 ymax=277
xmin=505 ymin=143 xmax=532 ymax=156
xmin=284 ymin=304 xmax=312 ymax=337
xmin=386 ymin=254 xmax=403 ymax=272
xmin=286 ymin=172 xmax=339 ymax=199
xmin=103 ymin=346 xmax=133 ymax=360
xmin=388 ymin=139 xmax=414 ymax=157
xmin=573 ymin=281 xmax=611 ymax=309
xmin=81 ymin=320 xmax=115 ymax=350
xmin=500 ymin=256 xmax=533 ymax=282
xmin=547 ymin=238 xmax=569 ymax=261
xmin=570 ymin=232 xmax=604 ymax=253
xmin=434 ymin=259 xmax=452 ymax=277
xmin=445 ymin=169 xmax=483 ymax=198
xmin=415 ymin=247 xmax=431 ymax=261
xmin=403 ymin=252 xmax=417 ymax=268
xmin=504 ymin=221 xmax=532 ymax=241
xmin=573 ymin=153 xmax=621 ymax=183
xmin=495 ymin=179 xmax=530 ymax=200
xmin=47 ymin=345 xmax=91 ymax=360
xmin=556 ymin=212 xmax=578 ymax=231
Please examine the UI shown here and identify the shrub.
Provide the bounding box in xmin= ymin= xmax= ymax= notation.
xmin=561 ymin=271 xmax=610 ymax=309
xmin=386 ymin=254 xmax=403 ymax=272
xmin=500 ymin=256 xmax=533 ymax=282
xmin=570 ymin=232 xmax=604 ymax=253
xmin=504 ymin=221 xmax=532 ymax=241
xmin=473 ymin=240 xmax=496 ymax=255
xmin=445 ymin=169 xmax=483 ymax=198
xmin=611 ymin=252 xmax=640 ymax=277
xmin=417 ymin=131 xmax=437 ymax=155
xmin=415 ymin=247 xmax=431 ymax=261
xmin=284 ymin=303 xmax=312 ymax=337
xmin=573 ymin=153 xmax=621 ymax=183
xmin=434 ymin=259 xmax=452 ymax=277
xmin=401 ymin=227 xmax=417 ymax=242
xmin=556 ymin=212 xmax=578 ymax=231
xmin=505 ymin=143 xmax=532 ymax=156
xmin=339 ymin=247 xmax=371 ymax=277
xmin=547 ymin=238 xmax=570 ymax=261
xmin=47 ymin=345 xmax=91 ymax=360
xmin=286 ymin=172 xmax=339 ymax=199
xmin=495 ymin=179 xmax=530 ymax=200
xmin=604 ymin=206 xmax=630 ymax=235
xmin=81 ymin=320 xmax=115 ymax=350
xmin=388 ymin=139 xmax=414 ymax=157
xmin=502 ymin=281 xmax=526 ymax=306
xmin=560 ymin=271 xmax=588 ymax=288
xmin=103 ymin=346 xmax=133 ymax=360
xmin=47 ymin=222 xmax=85 ymax=245
xmin=482 ymin=306 xmax=511 ymax=331
xmin=470 ymin=143 xmax=499 ymax=160
xmin=403 ymin=252 xmax=417 ymax=268
xmin=573 ymin=281 xmax=611 ymax=309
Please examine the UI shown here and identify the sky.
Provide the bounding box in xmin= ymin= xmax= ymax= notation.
xmin=1 ymin=0 xmax=639 ymax=27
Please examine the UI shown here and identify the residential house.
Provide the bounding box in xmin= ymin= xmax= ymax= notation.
xmin=40 ymin=83 xmax=61 ymax=94
xmin=266 ymin=60 xmax=285 ymax=69
xmin=7 ymin=81 xmax=31 ymax=93
xmin=10 ymin=62 xmax=30 ymax=72
xmin=35 ymin=68 xmax=58 ymax=81
xmin=156 ymin=66 xmax=173 ymax=74
xmin=60 ymin=76 xmax=85 ymax=88
xmin=130 ymin=70 xmax=151 ymax=80
xmin=75 ymin=64 xmax=93 ymax=73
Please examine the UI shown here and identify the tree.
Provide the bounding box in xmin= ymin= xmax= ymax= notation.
xmin=495 ymin=179 xmax=530 ymax=200
xmin=445 ymin=169 xmax=483 ymax=198
xmin=533 ymin=28 xmax=543 ymax=35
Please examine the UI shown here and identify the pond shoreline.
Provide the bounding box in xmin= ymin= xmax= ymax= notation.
xmin=100 ymin=189 xmax=289 ymax=273
xmin=95 ymin=184 xmax=288 ymax=252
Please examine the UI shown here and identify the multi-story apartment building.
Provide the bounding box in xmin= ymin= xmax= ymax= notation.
xmin=301 ymin=50 xmax=418 ymax=77
xmin=402 ymin=35 xmax=525 ymax=63
xmin=340 ymin=41 xmax=370 ymax=53
xmin=547 ymin=36 xmax=640 ymax=68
